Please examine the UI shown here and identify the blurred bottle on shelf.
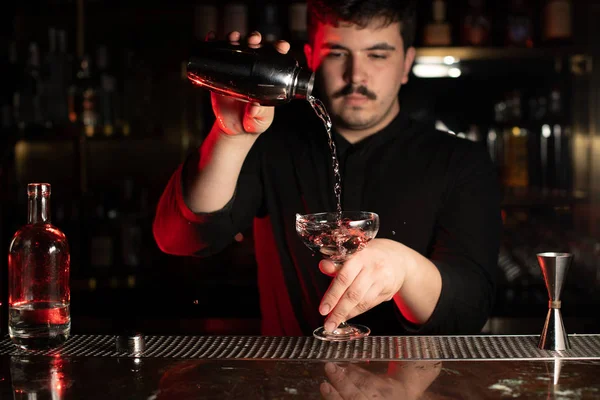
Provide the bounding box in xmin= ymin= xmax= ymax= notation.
xmin=527 ymin=87 xmax=550 ymax=193
xmin=56 ymin=29 xmax=73 ymax=125
xmin=119 ymin=49 xmax=135 ymax=138
xmin=96 ymin=45 xmax=118 ymax=138
xmin=542 ymin=0 xmax=573 ymax=45
xmin=119 ymin=49 xmax=159 ymax=138
xmin=87 ymin=191 xmax=117 ymax=271
xmin=223 ymin=2 xmax=249 ymax=38
xmin=461 ymin=0 xmax=492 ymax=46
xmin=14 ymin=42 xmax=44 ymax=136
xmin=2 ymin=41 xmax=19 ymax=138
xmin=119 ymin=178 xmax=144 ymax=269
xmin=502 ymin=90 xmax=530 ymax=191
xmin=423 ymin=0 xmax=452 ymax=46
xmin=546 ymin=82 xmax=573 ymax=194
xmin=288 ymin=1 xmax=308 ymax=42
xmin=68 ymin=54 xmax=98 ymax=138
xmin=258 ymin=2 xmax=281 ymax=43
xmin=39 ymin=27 xmax=70 ymax=134
xmin=193 ymin=3 xmax=218 ymax=41
xmin=505 ymin=0 xmax=534 ymax=47
xmin=487 ymin=96 xmax=506 ymax=177
xmin=41 ymin=27 xmax=59 ymax=130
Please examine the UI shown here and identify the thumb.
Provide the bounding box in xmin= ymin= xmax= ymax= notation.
xmin=243 ymin=103 xmax=274 ymax=134
xmin=319 ymin=259 xmax=338 ymax=277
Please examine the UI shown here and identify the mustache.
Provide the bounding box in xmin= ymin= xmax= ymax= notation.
xmin=332 ymin=84 xmax=377 ymax=100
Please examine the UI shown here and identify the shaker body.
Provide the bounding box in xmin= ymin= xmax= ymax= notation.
xmin=187 ymin=42 xmax=314 ymax=106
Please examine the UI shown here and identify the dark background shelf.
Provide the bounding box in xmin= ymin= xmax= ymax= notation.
xmin=1 ymin=0 xmax=599 ymax=336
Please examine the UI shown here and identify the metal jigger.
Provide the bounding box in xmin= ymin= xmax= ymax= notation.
xmin=537 ymin=252 xmax=573 ymax=351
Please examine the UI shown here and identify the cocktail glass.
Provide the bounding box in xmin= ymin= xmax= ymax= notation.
xmin=295 ymin=211 xmax=380 ymax=341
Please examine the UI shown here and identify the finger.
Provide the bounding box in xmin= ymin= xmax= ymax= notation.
xmin=324 ymin=269 xmax=372 ymax=332
xmin=324 ymin=362 xmax=367 ymax=400
xmin=320 ymin=382 xmax=343 ymax=400
xmin=344 ymin=282 xmax=382 ymax=321
xmin=243 ymin=102 xmax=273 ymax=133
xmin=227 ymin=31 xmax=241 ymax=44
xmin=246 ymin=103 xmax=262 ymax=118
xmin=247 ymin=31 xmax=262 ymax=46
xmin=319 ymin=259 xmax=338 ymax=277
xmin=318 ymin=262 xmax=361 ymax=318
xmin=274 ymin=40 xmax=291 ymax=54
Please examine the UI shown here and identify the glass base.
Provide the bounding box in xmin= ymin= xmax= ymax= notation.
xmin=313 ymin=323 xmax=370 ymax=341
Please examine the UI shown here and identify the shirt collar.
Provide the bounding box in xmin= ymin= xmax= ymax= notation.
xmin=333 ymin=109 xmax=412 ymax=157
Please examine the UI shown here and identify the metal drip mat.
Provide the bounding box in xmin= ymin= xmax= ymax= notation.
xmin=1 ymin=335 xmax=599 ymax=360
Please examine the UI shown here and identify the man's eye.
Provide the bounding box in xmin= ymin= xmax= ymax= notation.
xmin=369 ymin=54 xmax=388 ymax=60
xmin=326 ymin=52 xmax=345 ymax=58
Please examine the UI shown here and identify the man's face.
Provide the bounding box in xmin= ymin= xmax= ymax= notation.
xmin=305 ymin=18 xmax=415 ymax=138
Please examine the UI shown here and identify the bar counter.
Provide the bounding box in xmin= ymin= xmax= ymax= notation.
xmin=1 ymin=334 xmax=599 ymax=399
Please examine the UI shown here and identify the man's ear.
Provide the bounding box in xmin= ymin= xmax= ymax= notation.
xmin=402 ymin=46 xmax=416 ymax=85
xmin=304 ymin=43 xmax=314 ymax=71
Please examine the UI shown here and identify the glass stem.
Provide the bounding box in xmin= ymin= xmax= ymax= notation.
xmin=330 ymin=260 xmax=349 ymax=330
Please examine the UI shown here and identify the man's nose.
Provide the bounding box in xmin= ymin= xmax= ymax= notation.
xmin=344 ymin=55 xmax=367 ymax=85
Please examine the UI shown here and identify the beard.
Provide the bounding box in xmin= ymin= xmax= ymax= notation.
xmin=334 ymin=106 xmax=380 ymax=130
xmin=332 ymin=97 xmax=399 ymax=132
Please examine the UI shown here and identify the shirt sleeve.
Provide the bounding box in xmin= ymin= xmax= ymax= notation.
xmin=152 ymin=137 xmax=264 ymax=258
xmin=398 ymin=141 xmax=502 ymax=334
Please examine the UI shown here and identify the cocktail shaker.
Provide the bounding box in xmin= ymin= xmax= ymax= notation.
xmin=187 ymin=41 xmax=314 ymax=106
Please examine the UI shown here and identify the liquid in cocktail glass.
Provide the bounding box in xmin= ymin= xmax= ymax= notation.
xmin=296 ymin=211 xmax=379 ymax=341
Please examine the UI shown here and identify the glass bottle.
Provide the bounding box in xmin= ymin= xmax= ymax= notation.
xmin=505 ymin=0 xmax=534 ymax=47
xmin=96 ymin=45 xmax=117 ymax=138
xmin=223 ymin=2 xmax=249 ymax=38
xmin=8 ymin=183 xmax=71 ymax=350
xmin=461 ymin=0 xmax=492 ymax=46
xmin=547 ymin=83 xmax=572 ymax=194
xmin=502 ymin=90 xmax=530 ymax=191
xmin=194 ymin=2 xmax=218 ymax=41
xmin=288 ymin=1 xmax=308 ymax=42
xmin=257 ymin=2 xmax=282 ymax=43
xmin=16 ymin=42 xmax=44 ymax=134
xmin=68 ymin=54 xmax=98 ymax=138
xmin=423 ymin=0 xmax=452 ymax=46
xmin=543 ymin=0 xmax=573 ymax=45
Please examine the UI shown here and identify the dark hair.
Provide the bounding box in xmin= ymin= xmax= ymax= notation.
xmin=307 ymin=0 xmax=417 ymax=50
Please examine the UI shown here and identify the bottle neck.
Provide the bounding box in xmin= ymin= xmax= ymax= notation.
xmin=27 ymin=184 xmax=51 ymax=224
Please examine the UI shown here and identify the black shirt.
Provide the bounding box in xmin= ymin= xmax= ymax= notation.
xmin=153 ymin=101 xmax=502 ymax=336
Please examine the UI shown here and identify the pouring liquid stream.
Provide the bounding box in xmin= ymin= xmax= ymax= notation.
xmin=307 ymin=95 xmax=347 ymax=254
xmin=308 ymin=96 xmax=342 ymax=218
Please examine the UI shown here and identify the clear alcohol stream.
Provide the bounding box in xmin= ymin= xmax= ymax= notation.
xmin=308 ymin=95 xmax=342 ymax=217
